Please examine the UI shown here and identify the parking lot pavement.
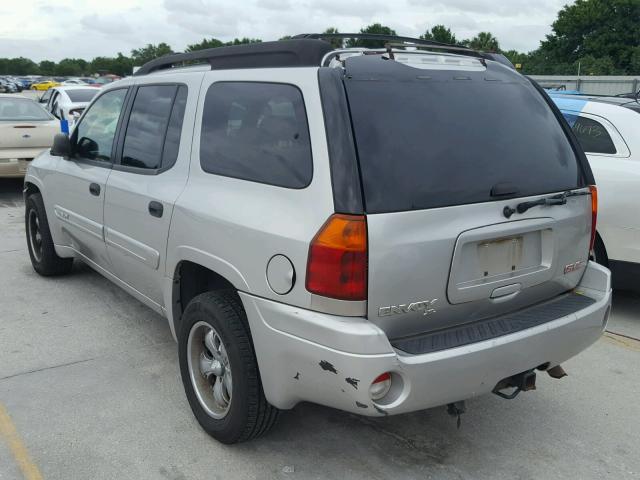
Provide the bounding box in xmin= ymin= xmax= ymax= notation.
xmin=0 ymin=178 xmax=639 ymax=480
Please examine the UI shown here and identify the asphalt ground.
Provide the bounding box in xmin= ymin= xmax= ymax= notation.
xmin=0 ymin=177 xmax=639 ymax=480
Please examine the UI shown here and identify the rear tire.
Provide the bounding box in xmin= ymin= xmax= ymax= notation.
xmin=25 ymin=193 xmax=73 ymax=276
xmin=178 ymin=290 xmax=279 ymax=444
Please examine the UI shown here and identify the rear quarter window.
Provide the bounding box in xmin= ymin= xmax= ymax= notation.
xmin=200 ymin=82 xmax=312 ymax=189
xmin=562 ymin=113 xmax=617 ymax=155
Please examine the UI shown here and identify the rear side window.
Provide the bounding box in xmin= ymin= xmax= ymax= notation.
xmin=66 ymin=89 xmax=99 ymax=103
xmin=121 ymin=84 xmax=187 ymax=170
xmin=562 ymin=113 xmax=616 ymax=155
xmin=344 ymin=64 xmax=583 ymax=213
xmin=200 ymin=82 xmax=312 ymax=188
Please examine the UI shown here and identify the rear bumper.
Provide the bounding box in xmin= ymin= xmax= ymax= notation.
xmin=0 ymin=148 xmax=46 ymax=178
xmin=0 ymin=159 xmax=30 ymax=177
xmin=242 ymin=261 xmax=611 ymax=416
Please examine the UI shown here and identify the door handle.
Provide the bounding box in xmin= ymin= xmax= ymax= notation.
xmin=148 ymin=201 xmax=163 ymax=218
xmin=89 ymin=183 xmax=100 ymax=196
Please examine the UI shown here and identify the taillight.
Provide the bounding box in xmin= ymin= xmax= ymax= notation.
xmin=305 ymin=214 xmax=367 ymax=301
xmin=589 ymin=185 xmax=598 ymax=252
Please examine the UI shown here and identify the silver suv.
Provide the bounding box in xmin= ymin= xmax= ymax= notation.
xmin=23 ymin=35 xmax=612 ymax=444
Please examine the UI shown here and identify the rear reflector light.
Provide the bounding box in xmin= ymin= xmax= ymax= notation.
xmin=369 ymin=372 xmax=392 ymax=401
xmin=589 ymin=185 xmax=598 ymax=252
xmin=305 ymin=214 xmax=367 ymax=301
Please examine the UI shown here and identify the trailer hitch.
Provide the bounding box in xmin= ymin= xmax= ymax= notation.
xmin=492 ymin=369 xmax=537 ymax=400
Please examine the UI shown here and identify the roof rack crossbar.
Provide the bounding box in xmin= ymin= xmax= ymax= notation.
xmin=384 ymin=42 xmax=483 ymax=57
xmin=294 ymin=33 xmax=487 ymax=61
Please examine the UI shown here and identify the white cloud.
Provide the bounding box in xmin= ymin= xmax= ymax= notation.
xmin=0 ymin=0 xmax=570 ymax=61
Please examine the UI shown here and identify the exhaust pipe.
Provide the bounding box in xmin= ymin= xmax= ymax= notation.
xmin=547 ymin=365 xmax=567 ymax=379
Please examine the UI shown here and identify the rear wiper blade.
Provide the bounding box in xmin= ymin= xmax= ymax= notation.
xmin=503 ymin=190 xmax=589 ymax=218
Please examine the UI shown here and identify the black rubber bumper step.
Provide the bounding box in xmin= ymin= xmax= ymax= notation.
xmin=391 ymin=293 xmax=595 ymax=355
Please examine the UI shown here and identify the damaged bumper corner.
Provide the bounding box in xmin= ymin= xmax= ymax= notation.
xmin=240 ymin=261 xmax=611 ymax=417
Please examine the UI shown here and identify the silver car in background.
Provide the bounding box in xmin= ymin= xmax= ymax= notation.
xmin=23 ymin=35 xmax=612 ymax=444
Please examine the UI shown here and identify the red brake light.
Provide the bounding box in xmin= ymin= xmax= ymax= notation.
xmin=589 ymin=185 xmax=598 ymax=252
xmin=373 ymin=372 xmax=391 ymax=384
xmin=306 ymin=214 xmax=367 ymax=301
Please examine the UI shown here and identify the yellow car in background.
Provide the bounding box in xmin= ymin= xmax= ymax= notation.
xmin=30 ymin=80 xmax=60 ymax=91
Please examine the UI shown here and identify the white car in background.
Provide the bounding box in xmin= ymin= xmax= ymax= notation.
xmin=61 ymin=78 xmax=87 ymax=86
xmin=0 ymin=94 xmax=58 ymax=178
xmin=551 ymin=94 xmax=640 ymax=289
xmin=41 ymin=86 xmax=99 ymax=126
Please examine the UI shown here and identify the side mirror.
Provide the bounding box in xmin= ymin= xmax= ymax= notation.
xmin=50 ymin=133 xmax=71 ymax=158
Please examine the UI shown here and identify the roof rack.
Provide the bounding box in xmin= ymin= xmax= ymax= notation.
xmin=293 ymin=33 xmax=482 ymax=56
xmin=134 ymin=39 xmax=333 ymax=76
xmin=294 ymin=33 xmax=456 ymax=47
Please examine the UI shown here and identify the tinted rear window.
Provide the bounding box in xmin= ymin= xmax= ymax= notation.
xmin=344 ymin=60 xmax=583 ymax=213
xmin=66 ymin=89 xmax=98 ymax=103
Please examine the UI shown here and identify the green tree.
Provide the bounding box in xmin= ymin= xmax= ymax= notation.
xmin=112 ymin=53 xmax=134 ymax=76
xmin=55 ymin=58 xmax=87 ymax=76
xmin=226 ymin=37 xmax=261 ymax=46
xmin=345 ymin=23 xmax=397 ymax=49
xmin=576 ymin=55 xmax=618 ymax=75
xmin=88 ymin=53 xmax=133 ymax=77
xmin=535 ymin=0 xmax=640 ymax=74
xmin=131 ymin=43 xmax=173 ymax=66
xmin=186 ymin=38 xmax=225 ymax=52
xmin=38 ymin=60 xmax=56 ymax=76
xmin=421 ymin=25 xmax=458 ymax=45
xmin=464 ymin=32 xmax=500 ymax=52
xmin=0 ymin=57 xmax=39 ymax=75
xmin=186 ymin=37 xmax=260 ymax=52
xmin=502 ymin=49 xmax=529 ymax=70
xmin=321 ymin=27 xmax=343 ymax=49
xmin=630 ymin=46 xmax=640 ymax=75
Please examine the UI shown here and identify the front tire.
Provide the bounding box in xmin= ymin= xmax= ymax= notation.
xmin=25 ymin=193 xmax=73 ymax=276
xmin=178 ymin=290 xmax=279 ymax=444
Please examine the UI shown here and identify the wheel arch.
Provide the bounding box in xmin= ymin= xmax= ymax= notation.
xmin=593 ymin=230 xmax=609 ymax=267
xmin=168 ymin=256 xmax=248 ymax=339
xmin=23 ymin=179 xmax=42 ymax=200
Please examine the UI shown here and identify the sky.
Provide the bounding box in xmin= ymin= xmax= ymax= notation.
xmin=0 ymin=0 xmax=572 ymax=61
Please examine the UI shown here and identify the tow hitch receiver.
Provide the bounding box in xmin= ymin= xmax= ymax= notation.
xmin=492 ymin=370 xmax=537 ymax=400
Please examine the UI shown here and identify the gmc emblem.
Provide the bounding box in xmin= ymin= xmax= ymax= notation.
xmin=378 ymin=299 xmax=438 ymax=317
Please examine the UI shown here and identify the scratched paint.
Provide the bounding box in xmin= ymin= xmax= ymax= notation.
xmin=319 ymin=360 xmax=338 ymax=374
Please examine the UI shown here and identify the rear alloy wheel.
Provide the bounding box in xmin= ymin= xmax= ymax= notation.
xmin=188 ymin=322 xmax=233 ymax=419
xmin=25 ymin=193 xmax=73 ymax=276
xmin=178 ymin=290 xmax=279 ymax=443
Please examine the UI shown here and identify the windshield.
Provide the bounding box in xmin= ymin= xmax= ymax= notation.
xmin=0 ymin=97 xmax=53 ymax=121
xmin=66 ymin=89 xmax=99 ymax=102
xmin=344 ymin=59 xmax=584 ymax=213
